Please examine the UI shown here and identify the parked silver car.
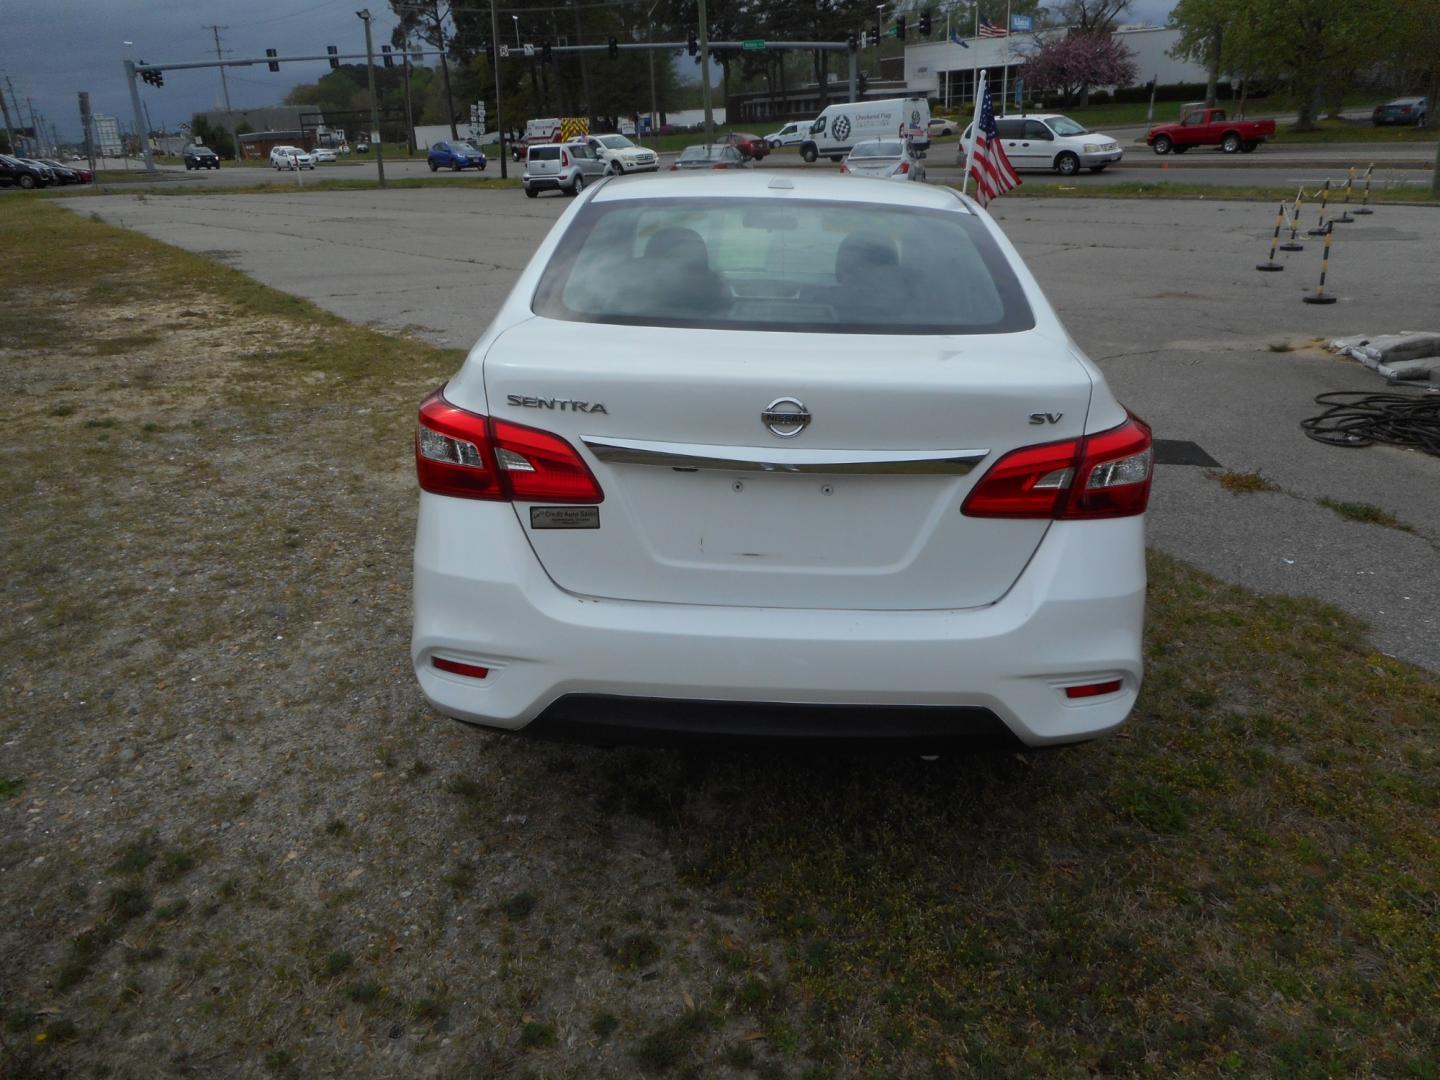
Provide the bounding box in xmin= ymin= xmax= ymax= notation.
xmin=523 ymin=142 xmax=608 ymax=197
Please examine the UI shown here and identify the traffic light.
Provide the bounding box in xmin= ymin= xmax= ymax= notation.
xmin=383 ymin=45 xmax=395 ymax=67
xmin=541 ymin=41 xmax=553 ymax=63
xmin=327 ymin=45 xmax=339 ymax=69
xmin=687 ymin=29 xmax=698 ymax=56
xmin=895 ymin=16 xmax=906 ymax=37
xmin=872 ymin=23 xmax=881 ymax=45
xmin=919 ymin=11 xmax=931 ymax=36
xmin=608 ymin=37 xmax=619 ymax=59
xmin=847 ymin=30 xmax=858 ymax=51
xmin=266 ymin=48 xmax=279 ymax=72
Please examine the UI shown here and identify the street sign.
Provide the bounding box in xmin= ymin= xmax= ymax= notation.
xmin=523 ymin=44 xmax=535 ymax=57
xmin=498 ymin=44 xmax=510 ymax=58
xmin=1010 ymin=14 xmax=1034 ymax=31
xmin=742 ymin=39 xmax=766 ymax=50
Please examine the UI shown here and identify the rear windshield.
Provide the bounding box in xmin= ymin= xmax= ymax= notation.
xmin=532 ymin=197 xmax=1033 ymax=335
xmin=851 ymin=141 xmax=904 ymax=158
xmin=529 ymin=146 xmax=559 ymax=160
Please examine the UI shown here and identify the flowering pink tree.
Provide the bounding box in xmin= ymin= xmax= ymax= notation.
xmin=1018 ymin=33 xmax=1139 ymax=106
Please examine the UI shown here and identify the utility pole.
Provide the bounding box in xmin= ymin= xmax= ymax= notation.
xmin=400 ymin=32 xmax=416 ymax=155
xmin=697 ymin=0 xmax=714 ymax=143
xmin=204 ymin=26 xmax=244 ymax=164
xmin=5 ymin=77 xmax=25 ymax=153
xmin=78 ymin=91 xmax=95 ymax=172
xmin=571 ymin=1 xmax=593 ymax=121
xmin=0 ymin=82 xmax=16 ymax=156
xmin=490 ymin=0 xmax=507 ymax=178
xmin=27 ymin=97 xmax=41 ymax=155
xmin=358 ymin=9 xmax=386 ymax=187
xmin=121 ymin=61 xmax=157 ymax=172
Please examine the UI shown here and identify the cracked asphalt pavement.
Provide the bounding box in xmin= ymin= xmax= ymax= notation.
xmin=71 ymin=188 xmax=1440 ymax=670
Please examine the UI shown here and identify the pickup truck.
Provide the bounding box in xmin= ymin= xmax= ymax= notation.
xmin=1145 ymin=107 xmax=1276 ymax=155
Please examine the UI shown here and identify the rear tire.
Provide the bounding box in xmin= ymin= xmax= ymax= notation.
xmin=18 ymin=174 xmax=35 ymax=189
xmin=1221 ymin=132 xmax=1242 ymax=153
xmin=1241 ymin=141 xmax=1258 ymax=153
xmin=1151 ymin=134 xmax=1172 ymax=155
xmin=524 ymin=185 xmax=537 ymax=198
xmin=801 ymin=144 xmax=818 ymax=163
xmin=570 ymin=174 xmax=584 ymax=196
xmin=1172 ymin=145 xmax=1189 ymax=154
xmin=1055 ymin=152 xmax=1079 ymax=176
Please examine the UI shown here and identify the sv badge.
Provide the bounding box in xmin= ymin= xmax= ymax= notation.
xmin=1028 ymin=412 xmax=1064 ymax=425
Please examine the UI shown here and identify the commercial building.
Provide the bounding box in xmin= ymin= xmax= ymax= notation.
xmin=905 ymin=25 xmax=1211 ymax=111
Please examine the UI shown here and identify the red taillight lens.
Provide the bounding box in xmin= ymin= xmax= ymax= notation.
xmin=561 ymin=150 xmax=570 ymax=166
xmin=669 ymin=163 xmax=679 ymax=170
xmin=432 ymin=657 xmax=490 ymax=679
xmin=962 ymin=414 xmax=1152 ymax=520
xmin=711 ymin=162 xmax=729 ymax=169
xmin=839 ymin=163 xmax=849 ymax=173
xmin=898 ymin=161 xmax=910 ymax=174
xmin=415 ymin=387 xmax=603 ymax=504
xmin=1065 ymin=679 xmax=1123 ymax=699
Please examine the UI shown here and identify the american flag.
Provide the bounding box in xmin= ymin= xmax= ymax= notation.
xmin=967 ymin=78 xmax=1020 ymax=207
xmin=978 ymin=16 xmax=1009 ymax=37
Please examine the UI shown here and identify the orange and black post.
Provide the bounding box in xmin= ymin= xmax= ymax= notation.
xmin=1302 ymin=222 xmax=1338 ymax=305
xmin=1257 ymin=203 xmax=1286 ymax=271
xmin=1307 ymin=179 xmax=1331 ymax=236
xmin=1354 ymin=163 xmax=1375 ymax=215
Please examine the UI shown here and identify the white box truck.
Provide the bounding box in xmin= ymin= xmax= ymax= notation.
xmin=799 ymin=97 xmax=931 ymax=163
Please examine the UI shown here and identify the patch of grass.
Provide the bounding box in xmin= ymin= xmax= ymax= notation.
xmin=445 ymin=775 xmax=487 ymax=802
xmin=345 ymin=979 xmax=382 ymax=1004
xmin=498 ymin=891 xmax=538 ymax=922
xmin=443 ymin=860 xmax=477 ymax=892
xmin=590 ymin=1011 xmax=621 ymax=1039
xmin=1214 ymin=470 xmax=1280 ymax=494
xmin=321 ymin=951 xmax=354 ymax=978
xmin=632 ymin=1010 xmax=714 ymax=1073
xmin=322 ymin=818 xmax=349 ymax=836
xmin=606 ymin=931 xmax=662 ymax=970
xmin=0 ymin=776 xmax=22 ymax=798
xmin=518 ymin=1021 xmax=557 ymax=1049
xmin=110 ymin=830 xmax=161 ymax=875
xmin=153 ymin=897 xmax=189 ymax=921
xmin=155 ymin=847 xmax=200 ymax=882
xmin=1317 ymin=497 xmax=1415 ymax=533
xmin=410 ymin=995 xmax=449 ymax=1023
xmin=47 ymin=404 xmax=76 ymax=417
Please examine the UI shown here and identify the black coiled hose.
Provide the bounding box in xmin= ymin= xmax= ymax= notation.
xmin=1300 ymin=391 xmax=1440 ymax=457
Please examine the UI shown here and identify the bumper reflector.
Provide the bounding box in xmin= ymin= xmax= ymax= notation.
xmin=1064 ymin=679 xmax=1123 ymax=699
xmin=432 ymin=657 xmax=490 ymax=680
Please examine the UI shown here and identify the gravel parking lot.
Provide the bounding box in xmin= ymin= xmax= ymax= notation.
xmin=74 ymin=187 xmax=1440 ymax=671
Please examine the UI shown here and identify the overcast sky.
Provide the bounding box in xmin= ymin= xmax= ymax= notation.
xmin=3 ymin=0 xmax=1177 ymax=143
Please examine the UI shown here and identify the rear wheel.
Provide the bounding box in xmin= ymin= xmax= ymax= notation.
xmin=570 ymin=174 xmax=585 ymax=196
xmin=1055 ymin=152 xmax=1079 ymax=176
xmin=801 ymin=144 xmax=818 ymax=163
xmin=1151 ymin=134 xmax=1172 ymax=155
xmin=429 ymin=162 xmax=437 ymax=172
xmin=524 ymin=185 xmax=538 ymax=198
xmin=1221 ymin=132 xmax=1242 ymax=153
xmin=18 ymin=174 xmax=35 ymax=189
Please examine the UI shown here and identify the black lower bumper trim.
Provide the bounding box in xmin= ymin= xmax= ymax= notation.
xmin=464 ymin=694 xmax=1021 ymax=750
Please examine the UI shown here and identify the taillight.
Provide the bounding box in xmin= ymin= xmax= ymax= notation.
xmin=415 ymin=387 xmax=603 ymax=503
xmin=561 ymin=150 xmax=570 ymax=166
xmin=897 ymin=161 xmax=910 ymax=174
xmin=962 ymin=413 xmax=1152 ymax=520
xmin=711 ymin=162 xmax=729 ymax=169
xmin=839 ymin=163 xmax=849 ymax=173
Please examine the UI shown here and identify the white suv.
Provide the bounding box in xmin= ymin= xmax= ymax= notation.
xmin=957 ymin=114 xmax=1122 ymax=176
xmin=578 ymin=134 xmax=658 ymax=175
xmin=269 ymin=145 xmax=315 ymax=170
xmin=412 ymin=172 xmax=1152 ymax=749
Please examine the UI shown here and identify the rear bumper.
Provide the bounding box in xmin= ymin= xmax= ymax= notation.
xmin=411 ymin=498 xmax=1146 ymax=747
xmin=522 ymin=174 xmax=568 ymax=190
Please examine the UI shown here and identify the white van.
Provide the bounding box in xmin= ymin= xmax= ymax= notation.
xmin=800 ymin=97 xmax=931 ymax=163
xmin=956 ymin=114 xmax=1123 ymax=176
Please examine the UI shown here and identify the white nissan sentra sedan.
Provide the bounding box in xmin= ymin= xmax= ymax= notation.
xmin=412 ymin=172 xmax=1152 ymax=749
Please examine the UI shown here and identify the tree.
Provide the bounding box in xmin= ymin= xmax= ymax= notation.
xmin=389 ymin=0 xmax=459 ymax=138
xmin=1168 ymin=0 xmax=1231 ymax=107
xmin=1018 ymin=31 xmax=1138 ymax=106
xmin=1048 ymin=0 xmax=1133 ymax=33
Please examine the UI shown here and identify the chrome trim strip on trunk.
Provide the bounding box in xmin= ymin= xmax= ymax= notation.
xmin=580 ymin=436 xmax=989 ymax=475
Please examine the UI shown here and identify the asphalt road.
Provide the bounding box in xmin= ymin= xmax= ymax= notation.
xmin=68 ymin=187 xmax=1440 ymax=671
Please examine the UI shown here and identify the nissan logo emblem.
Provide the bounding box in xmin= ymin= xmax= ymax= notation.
xmin=762 ymin=397 xmax=810 ymax=438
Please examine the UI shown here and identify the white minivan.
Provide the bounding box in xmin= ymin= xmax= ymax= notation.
xmin=957 ymin=113 xmax=1123 ymax=176
xmin=765 ymin=122 xmax=807 ymax=148
xmin=801 ymin=97 xmax=931 ymax=163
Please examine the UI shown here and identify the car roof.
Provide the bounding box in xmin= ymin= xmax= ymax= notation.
xmin=593 ymin=170 xmax=971 ymax=213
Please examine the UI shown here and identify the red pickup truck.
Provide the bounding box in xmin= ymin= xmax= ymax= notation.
xmin=1146 ymin=107 xmax=1276 ymax=155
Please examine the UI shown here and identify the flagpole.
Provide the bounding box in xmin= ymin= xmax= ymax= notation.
xmin=961 ymin=69 xmax=986 ymax=198
xmin=1000 ymin=0 xmax=1011 ymax=115
xmin=944 ymin=11 xmax=950 ymax=111
xmin=972 ymin=4 xmax=980 ymax=105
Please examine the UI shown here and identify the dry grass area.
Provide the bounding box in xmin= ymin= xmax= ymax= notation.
xmin=2 ymin=200 xmax=1439 ymax=1079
